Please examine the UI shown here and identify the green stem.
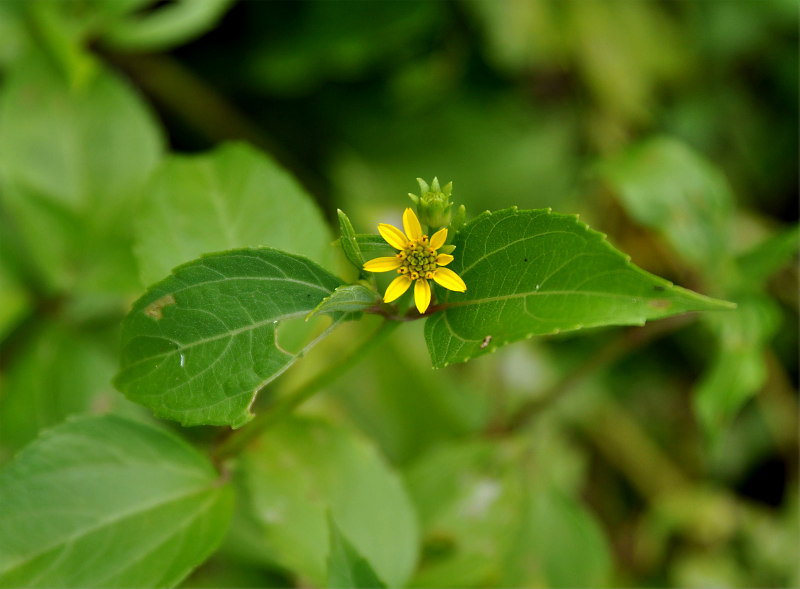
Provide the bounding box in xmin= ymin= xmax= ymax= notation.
xmin=212 ymin=319 xmax=399 ymax=463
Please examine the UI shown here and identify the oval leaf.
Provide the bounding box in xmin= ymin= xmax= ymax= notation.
xmin=115 ymin=248 xmax=343 ymax=427
xmin=134 ymin=142 xmax=333 ymax=287
xmin=327 ymin=515 xmax=387 ymax=589
xmin=425 ymin=208 xmax=733 ymax=367
xmin=0 ymin=415 xmax=233 ymax=588
xmin=237 ymin=417 xmax=418 ymax=588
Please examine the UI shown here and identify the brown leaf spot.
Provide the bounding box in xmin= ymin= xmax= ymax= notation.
xmin=144 ymin=294 xmax=176 ymax=320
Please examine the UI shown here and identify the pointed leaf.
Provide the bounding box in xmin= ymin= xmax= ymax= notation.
xmin=327 ymin=514 xmax=387 ymax=589
xmin=337 ymin=209 xmax=365 ymax=268
xmin=0 ymin=415 xmax=233 ymax=588
xmin=307 ymin=284 xmax=380 ymax=320
xmin=425 ymin=208 xmax=733 ymax=368
xmin=115 ymin=248 xmax=344 ymax=427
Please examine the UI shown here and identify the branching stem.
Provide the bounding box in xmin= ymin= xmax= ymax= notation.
xmin=211 ymin=319 xmax=399 ymax=463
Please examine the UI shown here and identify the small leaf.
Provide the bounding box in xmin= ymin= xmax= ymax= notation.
xmin=337 ymin=209 xmax=365 ymax=269
xmin=0 ymin=415 xmax=233 ymax=588
xmin=115 ymin=248 xmax=344 ymax=427
xmin=735 ymin=223 xmax=799 ymax=288
xmin=134 ymin=142 xmax=333 ymax=287
xmin=237 ymin=417 xmax=418 ymax=588
xmin=694 ymin=295 xmax=782 ymax=437
xmin=425 ymin=208 xmax=734 ymax=368
xmin=307 ymin=284 xmax=380 ymax=320
xmin=355 ymin=234 xmax=395 ymax=261
xmin=101 ymin=0 xmax=236 ymax=53
xmin=327 ymin=514 xmax=387 ymax=589
xmin=595 ymin=137 xmax=734 ymax=273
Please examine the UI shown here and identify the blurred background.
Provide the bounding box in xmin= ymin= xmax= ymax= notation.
xmin=0 ymin=1 xmax=797 ymax=587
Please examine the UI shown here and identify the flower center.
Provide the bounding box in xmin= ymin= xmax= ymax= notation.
xmin=397 ymin=236 xmax=437 ymax=280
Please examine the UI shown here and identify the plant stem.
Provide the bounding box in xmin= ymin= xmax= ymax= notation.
xmin=212 ymin=319 xmax=399 ymax=463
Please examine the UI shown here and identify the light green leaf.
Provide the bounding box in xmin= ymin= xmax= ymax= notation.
xmin=0 ymin=322 xmax=143 ymax=459
xmin=405 ymin=438 xmax=610 ymax=587
xmin=736 ymin=223 xmax=799 ymax=288
xmin=0 ymin=49 xmax=163 ymax=294
xmin=114 ymin=248 xmax=344 ymax=427
xmin=694 ymin=295 xmax=782 ymax=437
xmin=0 ymin=415 xmax=233 ymax=588
xmin=425 ymin=208 xmax=733 ymax=368
xmin=595 ymin=137 xmax=734 ymax=272
xmin=356 ymin=234 xmax=395 ymax=261
xmin=307 ymin=284 xmax=379 ymax=320
xmin=327 ymin=514 xmax=387 ymax=589
xmin=337 ymin=209 xmax=365 ymax=269
xmin=101 ymin=0 xmax=235 ymax=52
xmin=237 ymin=417 xmax=418 ymax=588
xmin=134 ymin=142 xmax=333 ymax=287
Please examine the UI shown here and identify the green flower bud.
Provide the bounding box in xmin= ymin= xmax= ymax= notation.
xmin=409 ymin=176 xmax=456 ymax=230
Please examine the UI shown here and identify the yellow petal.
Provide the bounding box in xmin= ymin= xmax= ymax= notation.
xmin=414 ymin=278 xmax=431 ymax=313
xmin=432 ymin=267 xmax=466 ymax=292
xmin=383 ymin=274 xmax=412 ymax=303
xmin=363 ymin=256 xmax=402 ymax=272
xmin=403 ymin=208 xmax=422 ymax=240
xmin=378 ymin=223 xmax=408 ymax=250
xmin=436 ymin=253 xmax=454 ymax=266
xmin=430 ymin=227 xmax=448 ymax=250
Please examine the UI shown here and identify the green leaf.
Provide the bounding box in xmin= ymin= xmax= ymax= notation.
xmin=736 ymin=223 xmax=799 ymax=288
xmin=425 ymin=208 xmax=734 ymax=368
xmin=134 ymin=142 xmax=333 ymax=287
xmin=0 ymin=49 xmax=164 ymax=294
xmin=355 ymin=234 xmax=395 ymax=262
xmin=694 ymin=295 xmax=782 ymax=437
xmin=114 ymin=248 xmax=344 ymax=427
xmin=307 ymin=284 xmax=379 ymax=320
xmin=0 ymin=415 xmax=233 ymax=588
xmin=405 ymin=438 xmax=610 ymax=587
xmin=327 ymin=514 xmax=387 ymax=589
xmin=236 ymin=417 xmax=418 ymax=588
xmin=101 ymin=0 xmax=235 ymax=52
xmin=0 ymin=322 xmax=143 ymax=459
xmin=337 ymin=209 xmax=365 ymax=269
xmin=595 ymin=137 xmax=734 ymax=272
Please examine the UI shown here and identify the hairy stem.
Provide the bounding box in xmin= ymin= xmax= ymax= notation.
xmin=212 ymin=319 xmax=399 ymax=462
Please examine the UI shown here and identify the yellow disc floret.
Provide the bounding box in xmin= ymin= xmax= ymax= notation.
xmin=363 ymin=208 xmax=466 ymax=313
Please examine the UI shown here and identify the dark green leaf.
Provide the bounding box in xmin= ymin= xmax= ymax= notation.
xmin=115 ymin=248 xmax=344 ymax=427
xmin=327 ymin=514 xmax=387 ymax=589
xmin=425 ymin=208 xmax=734 ymax=368
xmin=0 ymin=415 xmax=233 ymax=588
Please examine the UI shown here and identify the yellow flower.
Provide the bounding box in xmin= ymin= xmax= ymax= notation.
xmin=363 ymin=208 xmax=466 ymax=313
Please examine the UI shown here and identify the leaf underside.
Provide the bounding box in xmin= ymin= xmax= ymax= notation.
xmin=425 ymin=208 xmax=733 ymax=368
xmin=115 ymin=248 xmax=343 ymax=427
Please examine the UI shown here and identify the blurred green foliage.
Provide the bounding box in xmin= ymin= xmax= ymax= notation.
xmin=0 ymin=1 xmax=797 ymax=587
